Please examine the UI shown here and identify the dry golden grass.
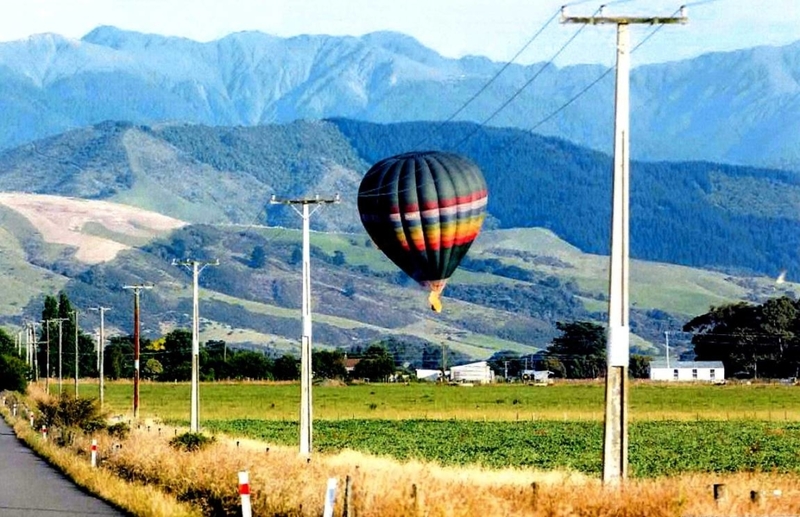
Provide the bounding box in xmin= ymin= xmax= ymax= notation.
xmin=94 ymin=427 xmax=800 ymax=517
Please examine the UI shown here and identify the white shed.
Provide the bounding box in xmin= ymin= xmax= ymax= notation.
xmin=649 ymin=360 xmax=725 ymax=382
xmin=415 ymin=369 xmax=443 ymax=382
xmin=450 ymin=361 xmax=495 ymax=384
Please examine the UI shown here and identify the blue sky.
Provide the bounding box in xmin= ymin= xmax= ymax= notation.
xmin=3 ymin=0 xmax=798 ymax=66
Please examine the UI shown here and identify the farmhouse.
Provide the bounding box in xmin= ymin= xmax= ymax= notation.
xmin=450 ymin=361 xmax=495 ymax=384
xmin=649 ymin=360 xmax=725 ymax=382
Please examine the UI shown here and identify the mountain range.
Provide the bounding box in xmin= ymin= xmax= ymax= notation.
xmin=0 ymin=27 xmax=799 ymax=169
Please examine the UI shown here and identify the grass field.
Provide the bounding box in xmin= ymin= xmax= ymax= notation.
xmin=65 ymin=380 xmax=800 ymax=479
xmin=92 ymin=380 xmax=800 ymax=423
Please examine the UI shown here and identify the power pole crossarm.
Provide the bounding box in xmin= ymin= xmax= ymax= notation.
xmin=172 ymin=259 xmax=219 ymax=432
xmin=123 ymin=284 xmax=153 ymax=419
xmin=561 ymin=7 xmax=687 ymax=487
xmin=270 ymin=193 xmax=340 ymax=456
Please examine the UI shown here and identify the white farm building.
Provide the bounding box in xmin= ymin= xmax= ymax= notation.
xmin=649 ymin=360 xmax=725 ymax=382
xmin=450 ymin=361 xmax=495 ymax=384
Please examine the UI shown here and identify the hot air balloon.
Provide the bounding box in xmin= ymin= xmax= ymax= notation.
xmin=357 ymin=151 xmax=488 ymax=312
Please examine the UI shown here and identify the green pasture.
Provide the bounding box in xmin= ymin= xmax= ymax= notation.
xmin=61 ymin=380 xmax=800 ymax=477
xmin=92 ymin=380 xmax=800 ymax=423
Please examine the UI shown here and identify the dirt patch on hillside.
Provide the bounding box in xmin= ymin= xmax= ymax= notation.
xmin=0 ymin=193 xmax=186 ymax=264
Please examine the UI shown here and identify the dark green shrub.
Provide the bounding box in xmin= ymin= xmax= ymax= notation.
xmin=0 ymin=355 xmax=29 ymax=393
xmin=107 ymin=422 xmax=130 ymax=439
xmin=169 ymin=432 xmax=216 ymax=452
xmin=36 ymin=394 xmax=106 ymax=446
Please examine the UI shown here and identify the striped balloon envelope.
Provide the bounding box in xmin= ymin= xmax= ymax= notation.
xmin=357 ymin=151 xmax=488 ymax=312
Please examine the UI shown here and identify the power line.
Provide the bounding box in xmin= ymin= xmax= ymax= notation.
xmin=412 ymin=8 xmax=562 ymax=150
xmin=451 ymin=5 xmax=603 ymax=152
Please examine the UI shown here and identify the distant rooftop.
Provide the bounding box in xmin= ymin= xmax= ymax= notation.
xmin=650 ymin=360 xmax=724 ymax=369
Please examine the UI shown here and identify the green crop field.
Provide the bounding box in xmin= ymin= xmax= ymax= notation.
xmin=58 ymin=380 xmax=800 ymax=477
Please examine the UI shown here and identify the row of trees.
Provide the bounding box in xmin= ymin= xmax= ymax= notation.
xmin=487 ymin=321 xmax=652 ymax=380
xmin=18 ymin=291 xmax=800 ymax=387
xmin=684 ymin=296 xmax=800 ymax=379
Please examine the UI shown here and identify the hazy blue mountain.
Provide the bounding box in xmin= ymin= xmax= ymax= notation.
xmin=0 ymin=27 xmax=799 ymax=168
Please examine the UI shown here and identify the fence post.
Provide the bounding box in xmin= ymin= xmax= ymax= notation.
xmin=713 ymin=483 xmax=726 ymax=503
xmin=238 ymin=471 xmax=252 ymax=517
xmin=90 ymin=439 xmax=97 ymax=468
xmin=323 ymin=478 xmax=338 ymax=517
xmin=343 ymin=475 xmax=352 ymax=517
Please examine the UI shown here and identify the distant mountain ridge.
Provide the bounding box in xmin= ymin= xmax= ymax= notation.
xmin=1 ymin=118 xmax=799 ymax=279
xmin=0 ymin=27 xmax=799 ymax=169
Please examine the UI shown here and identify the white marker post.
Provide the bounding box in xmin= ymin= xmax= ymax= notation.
xmin=29 ymin=413 xmax=34 ymax=427
xmin=90 ymin=439 xmax=97 ymax=468
xmin=41 ymin=425 xmax=47 ymax=441
xmin=238 ymin=471 xmax=252 ymax=517
xmin=323 ymin=478 xmax=338 ymax=517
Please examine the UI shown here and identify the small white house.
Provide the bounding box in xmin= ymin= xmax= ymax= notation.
xmin=415 ymin=369 xmax=443 ymax=382
xmin=649 ymin=360 xmax=725 ymax=382
xmin=450 ymin=361 xmax=495 ymax=384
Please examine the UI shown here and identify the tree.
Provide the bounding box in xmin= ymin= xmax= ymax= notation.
xmin=0 ymin=327 xmax=16 ymax=356
xmin=352 ymin=345 xmax=395 ymax=381
xmin=159 ymin=329 xmax=192 ymax=381
xmin=228 ymin=351 xmax=273 ymax=380
xmin=629 ymin=354 xmax=652 ymax=379
xmin=249 ymin=245 xmax=267 ymax=268
xmin=143 ymin=358 xmax=164 ymax=380
xmin=487 ymin=350 xmax=522 ymax=380
xmin=0 ymin=354 xmax=29 ymax=392
xmin=104 ymin=337 xmax=134 ymax=380
xmin=312 ymin=349 xmax=347 ymax=380
xmin=684 ymin=296 xmax=800 ymax=378
xmin=273 ymin=354 xmax=300 ymax=381
xmin=546 ymin=321 xmax=606 ymax=379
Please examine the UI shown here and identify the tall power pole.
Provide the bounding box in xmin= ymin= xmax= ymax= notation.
xmin=90 ymin=307 xmax=111 ymax=407
xmin=123 ymin=285 xmax=153 ymax=419
xmin=40 ymin=320 xmax=51 ymax=390
xmin=173 ymin=258 xmax=219 ymax=432
xmin=52 ymin=317 xmax=69 ymax=395
xmin=73 ymin=310 xmax=80 ymax=398
xmin=270 ymin=193 xmax=340 ymax=455
xmin=561 ymin=6 xmax=687 ymax=485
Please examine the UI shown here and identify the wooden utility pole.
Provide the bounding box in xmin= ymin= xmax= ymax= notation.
xmin=53 ymin=317 xmax=69 ymax=395
xmin=270 ymin=194 xmax=340 ymax=455
xmin=173 ymin=259 xmax=219 ymax=432
xmin=73 ymin=310 xmax=79 ymax=398
xmin=123 ymin=285 xmax=153 ymax=419
xmin=561 ymin=5 xmax=687 ymax=485
xmin=90 ymin=307 xmax=111 ymax=407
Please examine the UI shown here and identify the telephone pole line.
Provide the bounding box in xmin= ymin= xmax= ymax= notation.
xmin=72 ymin=310 xmax=80 ymax=398
xmin=270 ymin=193 xmax=340 ymax=456
xmin=173 ymin=258 xmax=219 ymax=432
xmin=561 ymin=5 xmax=687 ymax=485
xmin=51 ymin=317 xmax=69 ymax=395
xmin=40 ymin=320 xmax=51 ymax=391
xmin=123 ymin=284 xmax=153 ymax=419
xmin=90 ymin=307 xmax=111 ymax=407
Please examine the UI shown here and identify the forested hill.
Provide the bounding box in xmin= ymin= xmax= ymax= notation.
xmin=0 ymin=118 xmax=798 ymax=277
xmin=330 ymin=119 xmax=800 ymax=278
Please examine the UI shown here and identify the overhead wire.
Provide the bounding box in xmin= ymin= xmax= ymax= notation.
xmin=450 ymin=5 xmax=604 ymax=153
xmin=411 ymin=7 xmax=562 ymax=150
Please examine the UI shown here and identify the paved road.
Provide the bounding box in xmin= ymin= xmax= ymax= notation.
xmin=0 ymin=417 xmax=125 ymax=516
